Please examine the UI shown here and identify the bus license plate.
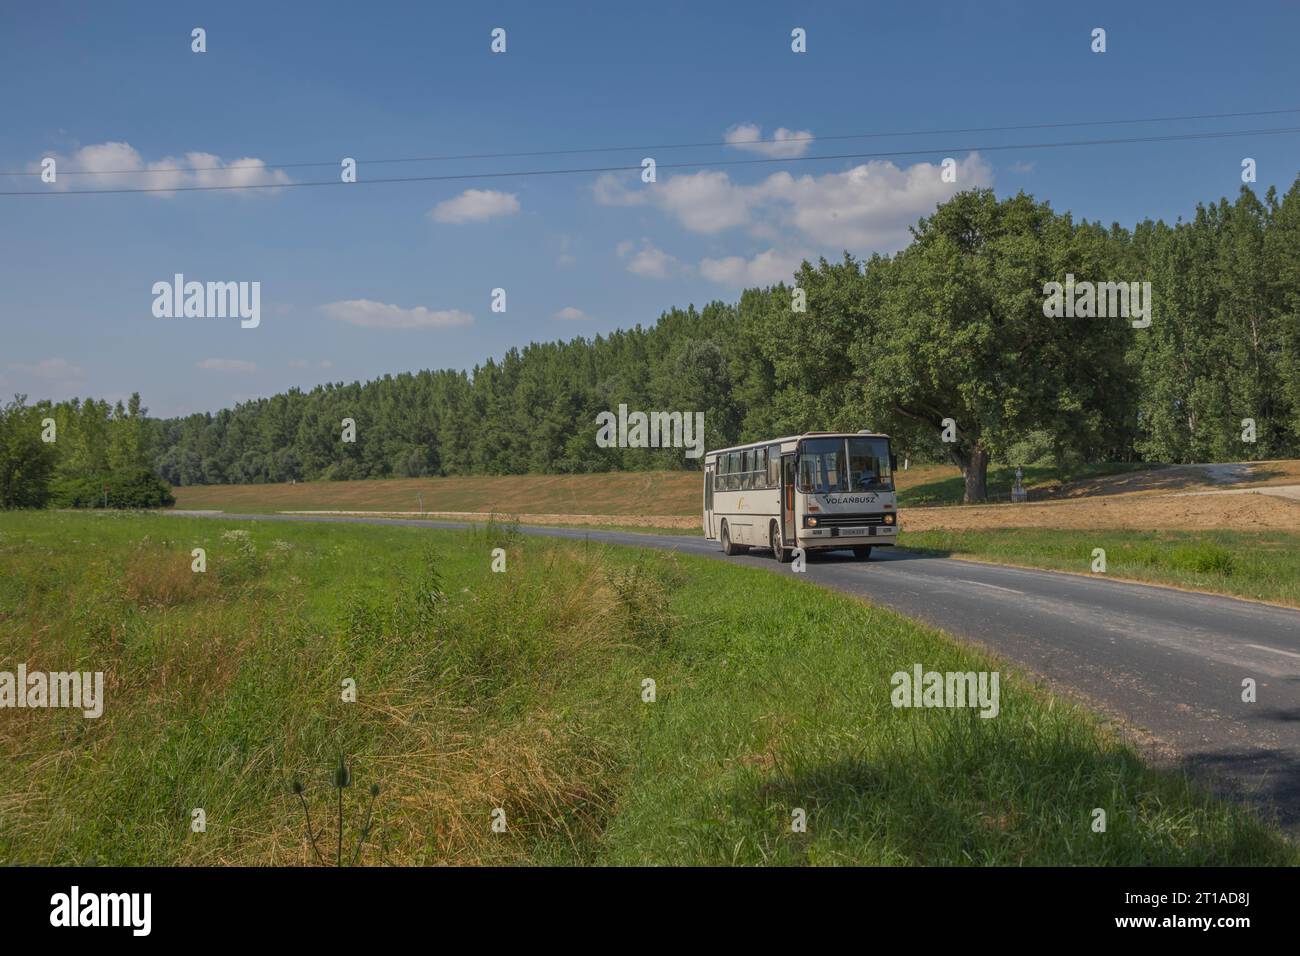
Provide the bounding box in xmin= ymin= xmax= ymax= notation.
xmin=840 ymin=528 xmax=866 ymax=536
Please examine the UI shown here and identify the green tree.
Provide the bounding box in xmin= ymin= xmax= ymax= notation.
xmin=0 ymin=396 xmax=59 ymax=508
xmin=853 ymin=190 xmax=1134 ymax=501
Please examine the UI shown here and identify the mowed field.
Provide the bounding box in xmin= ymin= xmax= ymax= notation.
xmin=165 ymin=462 xmax=1136 ymax=519
xmin=173 ymin=471 xmax=705 ymax=521
xmin=171 ymin=460 xmax=1300 ymax=533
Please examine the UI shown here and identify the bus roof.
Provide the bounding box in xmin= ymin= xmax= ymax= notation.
xmin=704 ymin=431 xmax=891 ymax=458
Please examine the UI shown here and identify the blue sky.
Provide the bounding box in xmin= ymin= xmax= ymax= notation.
xmin=2 ymin=0 xmax=1298 ymax=417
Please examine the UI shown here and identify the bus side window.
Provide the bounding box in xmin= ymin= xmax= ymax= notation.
xmin=754 ymin=447 xmax=766 ymax=489
xmin=728 ymin=451 xmax=740 ymax=490
xmin=768 ymin=445 xmax=780 ymax=487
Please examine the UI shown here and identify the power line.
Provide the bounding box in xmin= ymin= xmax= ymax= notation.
xmin=5 ymin=105 xmax=1300 ymax=178
xmin=3 ymin=125 xmax=1297 ymax=197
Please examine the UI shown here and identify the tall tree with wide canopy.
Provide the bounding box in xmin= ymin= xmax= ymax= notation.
xmin=851 ymin=189 xmax=1135 ymax=502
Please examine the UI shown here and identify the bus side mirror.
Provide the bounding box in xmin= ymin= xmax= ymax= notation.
xmin=890 ymin=454 xmax=898 ymax=472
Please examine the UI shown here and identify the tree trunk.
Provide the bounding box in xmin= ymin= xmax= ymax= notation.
xmin=962 ymin=444 xmax=989 ymax=504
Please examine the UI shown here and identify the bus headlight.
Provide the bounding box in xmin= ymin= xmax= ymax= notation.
xmin=804 ymin=516 xmax=818 ymax=527
xmin=883 ymin=512 xmax=895 ymax=525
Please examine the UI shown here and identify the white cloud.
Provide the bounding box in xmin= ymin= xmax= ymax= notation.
xmin=289 ymin=358 xmax=334 ymax=369
xmin=321 ymin=299 xmax=474 ymax=330
xmin=595 ymin=170 xmax=750 ymax=232
xmin=656 ymin=170 xmax=754 ymax=233
xmin=756 ymin=155 xmax=994 ymax=248
xmin=616 ymin=239 xmax=682 ymax=279
xmin=591 ymin=172 xmax=648 ymax=207
xmin=197 ymin=358 xmax=258 ymax=373
xmin=33 ymin=142 xmax=291 ymax=196
xmin=553 ymin=306 xmax=593 ymax=321
xmin=428 ymin=189 xmax=520 ymax=224
xmin=596 ymin=153 xmax=994 ymax=253
xmin=10 ymin=357 xmax=83 ymax=381
xmin=699 ymin=249 xmax=810 ymax=287
xmin=724 ymin=123 xmax=815 ymax=158
xmin=557 ymin=236 xmax=577 ymax=267
xmin=1010 ymin=160 xmax=1037 ymax=173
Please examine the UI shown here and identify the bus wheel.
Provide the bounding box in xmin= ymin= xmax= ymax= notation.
xmin=853 ymin=546 xmax=873 ymax=560
xmin=771 ymin=522 xmax=792 ymax=563
xmin=721 ymin=521 xmax=743 ymax=556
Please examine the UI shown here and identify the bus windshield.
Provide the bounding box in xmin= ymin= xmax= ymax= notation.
xmin=797 ymin=437 xmax=893 ymax=493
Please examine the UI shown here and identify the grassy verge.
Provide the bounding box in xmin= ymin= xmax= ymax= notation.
xmin=898 ymin=528 xmax=1300 ymax=608
xmin=0 ymin=511 xmax=1293 ymax=865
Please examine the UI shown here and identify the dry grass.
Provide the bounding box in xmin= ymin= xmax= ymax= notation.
xmin=192 ymin=542 xmax=651 ymax=867
xmin=121 ymin=543 xmax=218 ymax=608
xmin=903 ymin=487 xmax=1300 ymax=533
xmin=172 ymin=472 xmax=705 ymax=517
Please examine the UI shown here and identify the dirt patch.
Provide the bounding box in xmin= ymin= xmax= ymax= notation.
xmin=1051 ymin=465 xmax=1215 ymax=499
xmin=902 ymin=489 xmax=1300 ymax=533
xmin=1054 ymin=460 xmax=1300 ymax=499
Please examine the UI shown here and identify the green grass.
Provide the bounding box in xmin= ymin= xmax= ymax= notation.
xmin=898 ymin=528 xmax=1300 ymax=607
xmin=897 ymin=462 xmax=1153 ymax=507
xmin=0 ymin=511 xmax=1293 ymax=865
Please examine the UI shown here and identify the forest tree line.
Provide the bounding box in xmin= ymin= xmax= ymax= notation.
xmin=5 ymin=177 xmax=1299 ymax=504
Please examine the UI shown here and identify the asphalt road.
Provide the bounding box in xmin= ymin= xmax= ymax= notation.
xmin=169 ymin=510 xmax=1300 ymax=830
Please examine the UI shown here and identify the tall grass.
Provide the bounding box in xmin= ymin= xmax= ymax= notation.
xmin=0 ymin=511 xmax=1293 ymax=865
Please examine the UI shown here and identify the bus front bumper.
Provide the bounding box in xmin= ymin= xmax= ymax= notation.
xmin=799 ymin=525 xmax=897 ymax=546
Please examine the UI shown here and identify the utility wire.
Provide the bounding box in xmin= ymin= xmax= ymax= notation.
xmin=5 ymin=105 xmax=1300 ymax=178
xmin=3 ymin=125 xmax=1296 ymax=197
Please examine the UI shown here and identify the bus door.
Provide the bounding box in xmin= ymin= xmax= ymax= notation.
xmin=703 ymin=461 xmax=715 ymax=537
xmin=781 ymin=453 xmax=796 ymax=544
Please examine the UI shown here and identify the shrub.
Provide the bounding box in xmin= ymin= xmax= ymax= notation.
xmin=50 ymin=468 xmax=175 ymax=509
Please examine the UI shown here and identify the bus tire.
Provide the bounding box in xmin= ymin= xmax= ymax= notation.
xmin=771 ymin=521 xmax=792 ymax=563
xmin=853 ymin=546 xmax=873 ymax=560
xmin=721 ymin=520 xmax=745 ymax=556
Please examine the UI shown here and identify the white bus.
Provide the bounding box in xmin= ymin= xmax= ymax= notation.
xmin=702 ymin=431 xmax=898 ymax=562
